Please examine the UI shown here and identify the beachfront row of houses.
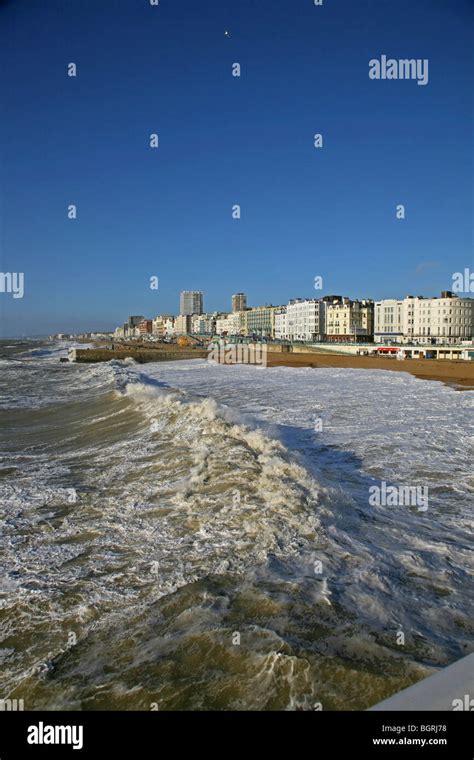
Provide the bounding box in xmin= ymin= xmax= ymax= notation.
xmin=113 ymin=290 xmax=474 ymax=346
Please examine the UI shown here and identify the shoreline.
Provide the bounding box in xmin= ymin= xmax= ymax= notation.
xmin=81 ymin=342 xmax=474 ymax=389
xmin=266 ymin=351 xmax=474 ymax=389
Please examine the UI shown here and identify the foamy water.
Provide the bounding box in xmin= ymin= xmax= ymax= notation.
xmin=0 ymin=342 xmax=472 ymax=710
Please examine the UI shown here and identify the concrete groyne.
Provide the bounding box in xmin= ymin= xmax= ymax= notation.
xmin=70 ymin=348 xmax=208 ymax=363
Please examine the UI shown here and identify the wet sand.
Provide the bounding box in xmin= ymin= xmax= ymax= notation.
xmin=266 ymin=351 xmax=474 ymax=389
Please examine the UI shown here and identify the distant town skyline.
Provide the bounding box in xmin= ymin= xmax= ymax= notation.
xmin=3 ymin=279 xmax=474 ymax=339
xmin=0 ymin=0 xmax=472 ymax=337
xmin=109 ymin=289 xmax=472 ymax=346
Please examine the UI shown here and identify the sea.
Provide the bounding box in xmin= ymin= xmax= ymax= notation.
xmin=0 ymin=339 xmax=473 ymax=710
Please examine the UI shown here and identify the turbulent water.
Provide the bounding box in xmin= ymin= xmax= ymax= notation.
xmin=0 ymin=339 xmax=473 ymax=710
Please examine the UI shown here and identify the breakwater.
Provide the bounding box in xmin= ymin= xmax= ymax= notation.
xmin=70 ymin=348 xmax=208 ymax=363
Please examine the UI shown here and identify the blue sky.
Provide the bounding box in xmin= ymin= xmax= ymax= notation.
xmin=0 ymin=0 xmax=472 ymax=336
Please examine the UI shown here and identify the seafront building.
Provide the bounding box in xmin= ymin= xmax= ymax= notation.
xmin=112 ymin=289 xmax=473 ymax=348
xmin=215 ymin=314 xmax=230 ymax=335
xmin=191 ymin=313 xmax=217 ymax=335
xmin=128 ymin=315 xmax=145 ymax=329
xmin=175 ymin=314 xmax=192 ymax=335
xmin=244 ymin=305 xmax=278 ymax=338
xmin=374 ymin=292 xmax=474 ymax=344
xmin=373 ymin=299 xmax=405 ymax=343
xmin=284 ymin=299 xmax=326 ymax=342
xmin=180 ymin=291 xmax=203 ymax=316
xmin=325 ymin=298 xmax=374 ymax=343
xmin=215 ymin=306 xmax=281 ymax=339
xmin=274 ymin=307 xmax=287 ymax=340
xmin=138 ymin=320 xmax=153 ymax=335
xmin=163 ymin=317 xmax=176 ymax=337
xmin=215 ymin=312 xmax=243 ymax=335
xmin=152 ymin=315 xmax=174 ymax=338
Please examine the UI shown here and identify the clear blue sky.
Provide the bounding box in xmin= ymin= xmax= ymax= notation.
xmin=0 ymin=0 xmax=472 ymax=336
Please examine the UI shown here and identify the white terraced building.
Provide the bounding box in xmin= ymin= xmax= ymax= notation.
xmin=284 ymin=299 xmax=326 ymax=341
xmin=373 ymin=300 xmax=405 ymax=343
xmin=191 ymin=313 xmax=216 ymax=335
xmin=215 ymin=312 xmax=242 ymax=335
xmin=274 ymin=307 xmax=288 ymax=340
xmin=163 ymin=317 xmax=176 ymax=336
xmin=152 ymin=315 xmax=174 ymax=338
xmin=375 ymin=292 xmax=474 ymax=344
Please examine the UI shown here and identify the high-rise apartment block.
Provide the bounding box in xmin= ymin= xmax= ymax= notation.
xmin=232 ymin=293 xmax=247 ymax=312
xmin=180 ymin=291 xmax=203 ymax=316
